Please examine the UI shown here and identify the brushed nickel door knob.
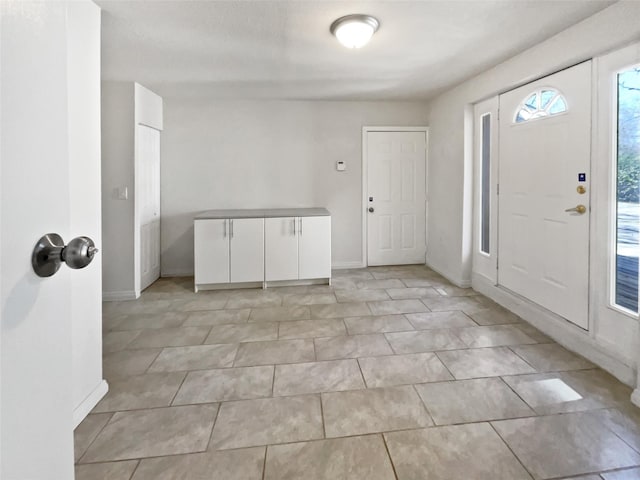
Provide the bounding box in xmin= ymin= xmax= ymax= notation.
xmin=32 ymin=234 xmax=99 ymax=277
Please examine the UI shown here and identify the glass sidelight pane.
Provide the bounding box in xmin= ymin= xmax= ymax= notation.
xmin=480 ymin=114 xmax=491 ymax=254
xmin=614 ymin=67 xmax=640 ymax=313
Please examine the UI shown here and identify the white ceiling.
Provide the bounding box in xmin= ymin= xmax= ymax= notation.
xmin=98 ymin=0 xmax=614 ymax=100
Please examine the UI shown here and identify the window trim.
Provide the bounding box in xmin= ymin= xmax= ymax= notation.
xmin=608 ymin=63 xmax=640 ymax=317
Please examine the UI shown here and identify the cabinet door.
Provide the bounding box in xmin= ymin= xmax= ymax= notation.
xmin=230 ymin=218 xmax=264 ymax=282
xmin=194 ymin=219 xmax=229 ymax=285
xmin=299 ymin=216 xmax=331 ymax=279
xmin=265 ymin=217 xmax=298 ymax=281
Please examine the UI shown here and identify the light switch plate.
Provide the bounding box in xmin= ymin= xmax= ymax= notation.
xmin=114 ymin=186 xmax=128 ymax=200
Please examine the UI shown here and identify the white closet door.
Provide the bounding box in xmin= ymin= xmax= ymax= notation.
xmin=265 ymin=217 xmax=299 ymax=281
xmin=137 ymin=124 xmax=161 ymax=291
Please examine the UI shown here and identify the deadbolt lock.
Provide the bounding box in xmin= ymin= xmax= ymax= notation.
xmin=576 ymin=186 xmax=586 ymax=194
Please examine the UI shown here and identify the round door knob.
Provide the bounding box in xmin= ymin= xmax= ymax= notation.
xmin=368 ymin=207 xmax=374 ymax=213
xmin=62 ymin=236 xmax=99 ymax=269
xmin=32 ymin=234 xmax=99 ymax=277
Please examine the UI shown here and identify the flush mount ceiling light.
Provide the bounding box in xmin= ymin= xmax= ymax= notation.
xmin=330 ymin=14 xmax=379 ymax=49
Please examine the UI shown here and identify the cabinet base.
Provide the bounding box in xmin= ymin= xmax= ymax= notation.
xmin=195 ymin=278 xmax=331 ymax=292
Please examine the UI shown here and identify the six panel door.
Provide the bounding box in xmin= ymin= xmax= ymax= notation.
xmin=367 ymin=131 xmax=427 ymax=266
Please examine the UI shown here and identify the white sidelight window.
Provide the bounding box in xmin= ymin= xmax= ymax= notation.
xmin=612 ymin=66 xmax=640 ymax=314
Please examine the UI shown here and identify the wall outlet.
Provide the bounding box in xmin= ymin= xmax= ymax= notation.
xmin=336 ymin=160 xmax=346 ymax=171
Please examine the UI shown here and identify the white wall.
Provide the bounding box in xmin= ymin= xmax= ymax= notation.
xmin=159 ymin=98 xmax=430 ymax=276
xmin=426 ymin=0 xmax=640 ymax=287
xmin=102 ymin=82 xmax=135 ymax=299
xmin=102 ymin=82 xmax=163 ymax=299
xmin=68 ymin=0 xmax=106 ymax=427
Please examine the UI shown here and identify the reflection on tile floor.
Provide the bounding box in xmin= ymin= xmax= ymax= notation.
xmin=78 ymin=265 xmax=640 ymax=480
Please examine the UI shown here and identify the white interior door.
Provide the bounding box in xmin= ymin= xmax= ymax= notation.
xmin=367 ymin=131 xmax=427 ymax=266
xmin=137 ymin=124 xmax=161 ymax=291
xmin=1 ymin=2 xmax=100 ymax=477
xmin=498 ymin=61 xmax=592 ymax=329
xmin=230 ymin=218 xmax=264 ymax=283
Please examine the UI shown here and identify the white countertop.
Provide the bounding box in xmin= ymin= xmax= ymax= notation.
xmin=194 ymin=208 xmax=331 ymax=219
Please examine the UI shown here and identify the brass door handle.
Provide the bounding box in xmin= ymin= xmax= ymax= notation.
xmin=565 ymin=205 xmax=587 ymax=214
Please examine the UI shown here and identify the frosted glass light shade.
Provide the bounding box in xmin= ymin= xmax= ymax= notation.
xmin=330 ymin=15 xmax=379 ymax=49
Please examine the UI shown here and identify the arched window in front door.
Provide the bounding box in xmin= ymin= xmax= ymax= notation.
xmin=514 ymin=88 xmax=568 ymax=123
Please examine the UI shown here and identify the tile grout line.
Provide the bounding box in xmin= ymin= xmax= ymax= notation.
xmin=498 ymin=375 xmax=540 ymax=415
xmin=433 ymin=351 xmax=458 ymax=380
xmin=270 ymin=365 xmax=276 ymax=397
xmin=204 ymin=401 xmax=223 ymax=452
xmin=142 ymin=348 xmax=165 ymax=375
xmin=506 ymin=345 xmax=540 ymax=372
xmin=126 ymin=459 xmax=141 ymax=480
xmin=318 ymin=393 xmax=327 ymax=439
xmin=488 ymin=421 xmax=536 ymax=480
xmin=261 ymin=445 xmax=268 ymax=480
xmin=381 ymin=433 xmax=400 ymax=480
xmin=355 ymin=358 xmax=369 ymax=388
xmin=411 ymin=383 xmax=436 ymax=426
xmin=168 ymin=371 xmax=189 ymax=407
xmin=75 ymin=412 xmax=115 ymax=464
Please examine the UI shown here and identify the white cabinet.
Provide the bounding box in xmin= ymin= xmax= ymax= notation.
xmin=194 ymin=210 xmax=330 ymax=291
xmin=230 ymin=218 xmax=264 ymax=282
xmin=194 ymin=218 xmax=264 ymax=289
xmin=265 ymin=217 xmax=299 ymax=281
xmin=194 ymin=219 xmax=229 ymax=285
xmin=265 ymin=216 xmax=331 ymax=282
xmin=299 ymin=216 xmax=332 ymax=279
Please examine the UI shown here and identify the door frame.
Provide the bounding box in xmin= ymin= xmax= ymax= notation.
xmin=361 ymin=126 xmax=429 ymax=267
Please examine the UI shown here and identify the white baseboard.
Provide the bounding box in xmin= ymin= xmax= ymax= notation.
xmin=332 ymin=261 xmax=365 ymax=270
xmin=425 ymin=259 xmax=471 ymax=288
xmin=102 ymin=290 xmax=138 ymax=302
xmin=73 ymin=379 xmax=109 ymax=429
xmin=161 ymin=269 xmax=193 ymax=278
xmin=472 ymin=273 xmax=636 ymax=388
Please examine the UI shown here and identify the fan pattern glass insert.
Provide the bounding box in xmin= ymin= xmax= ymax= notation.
xmin=514 ymin=88 xmax=568 ymax=123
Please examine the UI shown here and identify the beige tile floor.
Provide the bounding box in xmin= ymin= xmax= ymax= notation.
xmin=76 ymin=265 xmax=640 ymax=480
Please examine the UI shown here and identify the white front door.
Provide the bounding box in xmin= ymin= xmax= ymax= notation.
xmin=367 ymin=131 xmax=427 ymax=266
xmin=137 ymin=124 xmax=161 ymax=291
xmin=498 ymin=61 xmax=592 ymax=329
xmin=2 ymin=1 xmax=100 ymax=477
